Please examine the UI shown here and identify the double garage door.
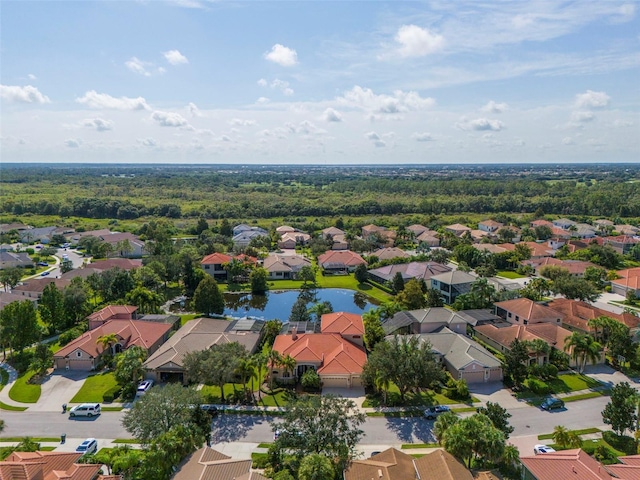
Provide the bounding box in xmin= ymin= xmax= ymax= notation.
xmin=321 ymin=376 xmax=362 ymax=388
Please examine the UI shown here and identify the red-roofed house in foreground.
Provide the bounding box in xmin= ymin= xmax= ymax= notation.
xmin=272 ymin=312 xmax=367 ymax=388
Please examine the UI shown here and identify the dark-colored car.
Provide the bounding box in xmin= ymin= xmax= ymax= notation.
xmin=424 ymin=405 xmax=451 ymax=419
xmin=540 ymin=397 xmax=565 ymax=410
xmin=201 ymin=405 xmax=219 ymax=417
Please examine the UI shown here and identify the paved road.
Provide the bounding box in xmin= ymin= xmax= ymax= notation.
xmin=0 ymin=396 xmax=612 ymax=445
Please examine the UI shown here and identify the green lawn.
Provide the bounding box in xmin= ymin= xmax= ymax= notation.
xmin=362 ymin=383 xmax=477 ymax=408
xmin=497 ymin=271 xmax=526 ymax=279
xmin=563 ymin=391 xmax=609 ymax=402
xmin=8 ymin=370 xmax=41 ymax=403
xmin=69 ymin=372 xmax=118 ymax=403
xmin=113 ymin=439 xmax=141 ymax=444
xmin=257 ymin=390 xmax=290 ymax=407
xmin=0 ymin=437 xmax=60 ymax=442
xmin=548 ymin=373 xmax=601 ymax=393
xmin=180 ymin=313 xmax=200 ymax=326
xmin=47 ymin=341 xmax=63 ymax=354
xmin=0 ymin=401 xmax=28 ymax=411
xmin=200 ymin=383 xmax=249 ymax=403
xmin=401 ymin=443 xmax=439 ymax=449
xmin=538 ymin=428 xmax=600 ymax=440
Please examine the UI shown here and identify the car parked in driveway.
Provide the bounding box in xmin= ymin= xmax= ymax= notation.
xmin=540 ymin=397 xmax=565 ymax=411
xmin=76 ymin=438 xmax=98 ymax=455
xmin=533 ymin=444 xmax=556 ymax=454
xmin=424 ymin=405 xmax=451 ymax=419
xmin=40 ymin=271 xmax=50 ymax=276
xmin=136 ymin=379 xmax=154 ymax=396
xmin=69 ymin=403 xmax=101 ymax=417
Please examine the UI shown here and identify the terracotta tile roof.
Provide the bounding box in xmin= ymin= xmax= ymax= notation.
xmin=407 ymin=224 xmax=430 ymax=235
xmin=321 ymin=227 xmax=345 ymax=236
xmin=273 ymin=333 xmax=367 ymax=375
xmin=605 ymin=464 xmax=640 ymax=479
xmin=0 ymin=451 xmax=101 ymax=480
xmin=414 ymin=449 xmax=474 ymax=480
xmin=344 ymin=448 xmax=416 ymax=480
xmin=547 ymin=298 xmax=640 ymax=332
xmin=87 ymin=305 xmax=137 ymax=323
xmin=54 ymin=319 xmax=172 ymax=359
xmin=523 ymin=257 xmax=596 ymax=275
xmin=497 ymin=241 xmax=554 ymax=258
xmin=321 ymin=312 xmax=365 ymax=336
xmin=87 ymin=258 xmax=142 ymax=271
xmin=201 ymin=252 xmax=232 ymax=265
xmin=372 ymin=247 xmax=410 ymax=261
xmin=479 ymin=220 xmax=504 ymax=228
xmin=619 ymin=454 xmax=640 ymax=466
xmin=446 ymin=223 xmax=472 ymax=233
xmin=474 ymin=471 xmax=503 ymax=480
xmin=520 ymin=449 xmax=615 ymax=480
xmin=496 ymin=298 xmax=564 ymax=323
xmin=318 ymin=250 xmax=366 ymax=267
xmin=13 ymin=278 xmax=71 ymax=294
xmin=617 ymin=267 xmax=640 ymax=279
xmin=475 ymin=323 xmax=572 ymax=351
xmin=172 ymin=447 xmax=266 ymax=480
xmin=473 ymin=244 xmax=510 ymax=254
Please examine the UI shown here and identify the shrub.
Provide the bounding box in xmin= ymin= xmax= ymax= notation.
xmin=9 ymin=351 xmax=35 ymax=374
xmin=602 ymin=431 xmax=637 ymax=455
xmin=103 ymin=386 xmax=122 ymax=403
xmin=541 ymin=363 xmax=559 ymax=379
xmin=252 ymin=453 xmax=270 ymax=469
xmin=58 ymin=328 xmax=84 ymax=346
xmin=526 ymin=377 xmax=551 ymax=395
xmin=301 ymin=370 xmax=321 ymax=392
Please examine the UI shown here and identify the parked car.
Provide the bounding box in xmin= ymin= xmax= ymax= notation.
xmin=40 ymin=271 xmax=50 ymax=276
xmin=201 ymin=404 xmax=219 ymax=417
xmin=136 ymin=380 xmax=154 ymax=395
xmin=424 ymin=405 xmax=451 ymax=419
xmin=37 ymin=261 xmax=49 ymax=267
xmin=540 ymin=397 xmax=565 ymax=411
xmin=69 ymin=403 xmax=101 ymax=417
xmin=533 ymin=444 xmax=556 ymax=455
xmin=76 ymin=438 xmax=98 ymax=455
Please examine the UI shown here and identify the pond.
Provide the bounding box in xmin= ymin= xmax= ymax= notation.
xmin=223 ymin=288 xmax=375 ymax=320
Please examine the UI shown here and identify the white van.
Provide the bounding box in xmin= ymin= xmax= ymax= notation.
xmin=69 ymin=403 xmax=101 ymax=417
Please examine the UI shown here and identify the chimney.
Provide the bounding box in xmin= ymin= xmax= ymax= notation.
xmin=292 ymin=326 xmax=297 ymax=340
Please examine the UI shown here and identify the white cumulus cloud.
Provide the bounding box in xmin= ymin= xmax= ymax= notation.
xmin=412 ymin=132 xmax=433 ymax=142
xmin=125 ymin=57 xmax=154 ymax=76
xmin=457 ymin=117 xmax=504 ymax=131
xmin=264 ymin=44 xmax=298 ymax=66
xmin=338 ymin=86 xmax=435 ymax=114
xmin=575 ymin=90 xmax=610 ymax=109
xmin=76 ymin=91 xmax=150 ymax=110
xmin=83 ymin=118 xmax=114 ymax=132
xmin=163 ymin=49 xmax=189 ymax=65
xmin=151 ymin=110 xmax=189 ymax=127
xmin=481 ymin=101 xmax=508 ymax=113
xmin=571 ymin=111 xmax=594 ymax=123
xmin=394 ymin=25 xmax=444 ymax=57
xmin=0 ymin=84 xmax=50 ymax=103
xmin=322 ymin=108 xmax=343 ymax=122
xmin=65 ymin=139 xmax=81 ymax=148
xmin=256 ymin=97 xmax=270 ymax=104
xmin=257 ymin=78 xmax=268 ymax=87
xmin=27 ymin=74 xmax=37 ymax=80
xmin=229 ymin=118 xmax=257 ymax=127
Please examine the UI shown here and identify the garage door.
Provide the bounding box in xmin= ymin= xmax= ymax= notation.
xmin=351 ymin=376 xmax=363 ymax=387
xmin=462 ymin=371 xmax=485 ymax=384
xmin=67 ymin=358 xmax=93 ymax=371
xmin=322 ymin=376 xmax=349 ymax=388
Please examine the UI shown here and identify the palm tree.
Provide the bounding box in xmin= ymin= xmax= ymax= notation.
xmin=253 ymin=352 xmax=268 ymax=400
xmin=587 ymin=316 xmax=608 ymax=344
xmin=279 ymin=354 xmax=297 ymax=383
xmin=268 ymin=350 xmax=282 ymax=390
xmin=525 ymin=339 xmax=551 ymax=365
xmin=564 ymin=332 xmax=602 ymax=373
xmin=552 ymin=425 xmax=570 ymax=448
xmin=433 ymin=411 xmax=459 ymax=445
xmin=235 ymin=357 xmax=256 ymax=403
xmin=502 ymin=444 xmax=520 ymax=467
xmin=567 ymin=431 xmax=583 ymax=448
xmin=97 ymin=333 xmax=118 ymax=354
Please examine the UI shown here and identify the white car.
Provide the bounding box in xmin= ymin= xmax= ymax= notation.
xmin=533 ymin=444 xmax=556 ymax=455
xmin=136 ymin=379 xmax=154 ymax=395
xmin=69 ymin=403 xmax=101 ymax=417
xmin=76 ymin=438 xmax=98 ymax=455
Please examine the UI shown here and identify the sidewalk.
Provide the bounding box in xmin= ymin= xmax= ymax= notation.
xmin=0 ymin=362 xmax=23 ymax=409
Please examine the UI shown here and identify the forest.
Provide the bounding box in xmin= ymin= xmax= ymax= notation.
xmin=1 ymin=163 xmax=640 ymax=225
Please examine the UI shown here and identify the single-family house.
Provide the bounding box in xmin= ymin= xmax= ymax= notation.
xmin=144 ymin=317 xmax=264 ymax=384
xmin=383 ymin=308 xmax=468 ymax=335
xmin=262 ymin=253 xmax=311 ymax=279
xmin=474 ymin=322 xmax=574 ymax=366
xmin=615 ymin=224 xmax=640 ymax=236
xmin=478 ymin=219 xmax=504 ymax=233
xmin=404 ymin=329 xmax=503 ymax=383
xmin=553 ymin=218 xmax=577 ymax=230
xmin=87 ymin=305 xmax=138 ymax=330
xmin=0 ymin=292 xmax=37 ymax=312
xmin=573 ymin=223 xmax=597 ymax=239
xmin=317 ymin=250 xmax=366 ymax=274
xmin=0 ymin=251 xmax=34 ymax=269
xmin=520 ymin=448 xmax=640 ymax=480
xmin=344 ymin=448 xmax=475 ymax=480
xmin=0 ymin=222 xmax=30 ymax=234
xmin=277 ymin=231 xmax=311 ymax=249
xmin=495 ymin=298 xmax=564 ymax=326
xmin=232 ymin=225 xmax=269 ymax=248
xmin=201 ymin=252 xmax=233 ymax=281
xmin=99 ymin=232 xmax=146 ymax=258
xmin=54 ymin=319 xmax=172 ymax=371
xmin=172 ymin=447 xmax=267 ymax=480
xmin=321 ymin=226 xmax=349 ymax=250
xmin=530 ymin=219 xmax=553 ymax=229
xmin=272 ymin=312 xmax=367 ymax=388
xmin=0 ymin=451 xmax=114 ymax=480
xmin=12 ymin=278 xmax=71 ymax=300
xmin=548 ymin=298 xmax=640 ymax=333
xmin=472 ymin=243 xmax=510 ymax=255
xmin=603 ymin=235 xmax=640 ymax=255
xmin=611 ymin=267 xmax=640 ymax=298
xmin=550 ymin=227 xmax=572 ymax=239
xmin=521 ymin=257 xmax=597 ymax=277
xmin=407 ymin=224 xmax=430 ymax=237
xmin=276 ymin=225 xmax=295 ymax=234
xmin=368 ymin=261 xmax=451 ymax=285
xmin=65 ymin=229 xmax=113 ymax=245
xmin=497 ymin=241 xmax=554 ymax=259
xmin=416 ymin=230 xmax=440 ymax=247
xmin=61 ymin=267 xmax=103 ymax=281
xmin=87 ymin=258 xmax=142 ymax=271
xmin=18 ymin=226 xmax=57 ymax=244
xmin=469 ymin=229 xmax=490 ymax=242
xmin=430 ymin=270 xmax=475 ymax=304
xmin=444 ymin=223 xmax=472 ymax=237
xmin=594 ymin=219 xmax=614 ymax=229
xmin=361 ymin=224 xmax=396 ymax=247
xmin=371 ymin=247 xmax=409 ymax=261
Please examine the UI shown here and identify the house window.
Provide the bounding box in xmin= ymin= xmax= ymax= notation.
xmin=352 ymin=335 xmax=361 ymax=339
xmin=272 ymin=371 xmax=279 ymax=375
xmin=508 ymin=312 xmax=512 ymax=318
xmin=204 ymin=265 xmax=210 ymax=270
xmin=515 ymin=315 xmax=520 ymax=322
xmin=523 ymin=320 xmax=528 ymax=325
xmin=76 ymin=351 xmax=82 ymax=358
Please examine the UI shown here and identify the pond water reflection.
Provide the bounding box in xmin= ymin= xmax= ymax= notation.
xmin=223 ymin=288 xmax=375 ymax=320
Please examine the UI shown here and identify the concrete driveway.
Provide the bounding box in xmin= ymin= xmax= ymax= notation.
xmin=322 ymin=386 xmax=367 ymax=408
xmin=469 ymin=381 xmax=528 ymax=410
xmin=29 ymin=370 xmax=91 ymax=412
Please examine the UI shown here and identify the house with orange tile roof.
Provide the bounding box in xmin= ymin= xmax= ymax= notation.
xmin=445 ymin=223 xmax=472 ymax=237
xmin=547 ymin=298 xmax=640 ymax=334
xmin=277 ymin=231 xmax=311 ymax=249
xmin=344 ymin=447 xmax=476 ymax=480
xmin=520 ymin=448 xmax=640 ymax=480
xmin=200 ymin=252 xmax=258 ymax=281
xmin=87 ymin=304 xmax=138 ymax=329
xmin=0 ymin=451 xmax=116 ymax=480
xmin=272 ymin=312 xmax=367 ymax=388
xmin=611 ymin=267 xmax=640 ymax=298
xmin=495 ymin=298 xmax=564 ymax=326
xmin=603 ymin=235 xmax=640 ymax=255
xmin=53 ymin=319 xmax=172 ymax=371
xmin=87 ymin=258 xmax=142 ymax=271
xmin=474 ymin=322 xmax=575 ymax=367
xmin=497 ymin=241 xmax=554 ymax=259
xmin=317 ymin=250 xmax=366 ymax=274
xmin=172 ymin=446 xmax=267 ymax=480
xmin=530 ymin=219 xmax=554 ymax=229
xmin=478 ymin=219 xmax=504 ymax=233
xmin=522 ymin=257 xmax=597 ymax=277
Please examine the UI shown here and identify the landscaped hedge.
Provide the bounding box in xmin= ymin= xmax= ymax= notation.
xmin=602 ymin=431 xmax=637 ymax=455
xmin=525 ymin=377 xmax=551 ymax=395
xmin=103 ymin=386 xmax=122 ymax=403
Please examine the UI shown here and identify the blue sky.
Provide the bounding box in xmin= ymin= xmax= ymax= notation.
xmin=1 ymin=0 xmax=639 ymax=164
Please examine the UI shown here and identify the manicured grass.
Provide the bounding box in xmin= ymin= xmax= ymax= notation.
xmin=563 ymin=391 xmax=609 ymax=402
xmin=0 ymin=437 xmax=60 ymax=442
xmin=102 ymin=406 xmax=124 ymax=411
xmin=257 ymin=390 xmax=290 ymax=407
xmin=69 ymin=372 xmax=118 ymax=403
xmin=538 ymin=428 xmax=601 ymax=440
xmin=180 ymin=314 xmax=200 ymax=326
xmin=452 ymin=407 xmax=477 ymax=413
xmin=47 ymin=341 xmax=63 ymax=354
xmin=0 ymin=401 xmax=28 ymax=411
xmin=362 ymin=383 xmax=478 ymax=408
xmin=366 ymin=410 xmax=423 ymax=418
xmin=40 ymin=446 xmax=56 ymax=451
xmin=113 ymin=439 xmax=141 ymax=444
xmin=200 ymin=383 xmax=249 ymax=403
xmin=497 ymin=271 xmax=526 ymax=279
xmin=549 ymin=373 xmax=601 ymax=393
xmin=8 ymin=370 xmax=41 ymax=403
xmin=257 ymin=443 xmax=272 ymax=449
xmin=401 ymin=443 xmax=439 ymax=449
